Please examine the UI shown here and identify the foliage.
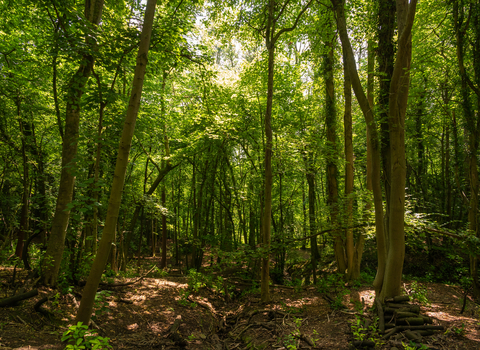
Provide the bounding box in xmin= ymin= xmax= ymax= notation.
xmin=349 ymin=314 xmax=383 ymax=347
xmin=178 ymin=269 xmax=208 ymax=307
xmin=407 ymin=281 xmax=430 ymax=307
xmin=0 ymin=0 xmax=478 ymax=319
xmin=445 ymin=323 xmax=466 ymax=337
xmin=316 ymin=273 xmax=348 ymax=310
xmin=92 ymin=291 xmax=111 ymax=321
xmin=402 ymin=341 xmax=429 ymax=350
xmin=61 ymin=322 xmax=112 ymax=350
xmin=281 ymin=317 xmax=302 ymax=350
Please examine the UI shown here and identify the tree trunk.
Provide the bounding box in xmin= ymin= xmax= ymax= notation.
xmin=332 ymin=0 xmax=387 ymax=294
xmin=344 ymin=51 xmax=364 ymax=281
xmin=377 ymin=0 xmax=396 ymax=238
xmin=42 ymin=0 xmax=104 ymax=286
xmin=76 ymin=0 xmax=157 ymax=324
xmin=160 ymin=72 xmax=170 ymax=269
xmin=306 ymin=169 xmax=318 ymax=284
xmin=261 ymin=0 xmax=276 ymax=303
xmin=332 ymin=0 xmax=417 ymax=299
xmin=454 ymin=0 xmax=480 ymax=298
xmin=15 ymin=106 xmax=30 ymax=259
xmin=380 ymin=0 xmax=416 ymax=300
xmin=324 ymin=35 xmax=344 ymax=274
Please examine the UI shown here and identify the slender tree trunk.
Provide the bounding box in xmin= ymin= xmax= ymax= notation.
xmin=333 ymin=0 xmax=386 ymax=294
xmin=259 ymin=0 xmax=311 ymax=301
xmin=324 ymin=36 xmax=344 ymax=274
xmin=160 ymin=72 xmax=170 ymax=269
xmin=261 ymin=0 xmax=276 ymax=303
xmin=306 ymin=169 xmax=318 ymax=284
xmin=42 ymin=0 xmax=104 ymax=286
xmin=378 ymin=0 xmax=396 ymax=238
xmin=76 ymin=0 xmax=157 ymax=324
xmin=15 ymin=111 xmax=29 ymax=259
xmin=344 ymin=52 xmax=364 ymax=281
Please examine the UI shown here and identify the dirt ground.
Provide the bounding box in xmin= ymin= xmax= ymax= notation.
xmin=1 ymin=266 xmax=479 ymax=350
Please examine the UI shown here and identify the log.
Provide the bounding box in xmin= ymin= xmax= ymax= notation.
xmin=386 ymin=302 xmax=413 ymax=308
xmin=386 ymin=295 xmax=410 ymax=303
xmin=384 ymin=307 xmax=398 ymax=314
xmin=385 ymin=305 xmax=420 ymax=314
xmin=421 ymin=316 xmax=433 ymax=324
xmin=351 ymin=340 xmax=375 ymax=348
xmin=404 ymin=329 xmax=422 ymax=341
xmin=375 ymin=298 xmax=385 ymax=333
xmin=416 ymin=330 xmax=435 ymax=336
xmin=0 ymin=289 xmax=38 ymax=307
xmin=395 ymin=311 xmax=419 ymax=319
xmin=382 ymin=325 xmax=444 ymax=340
xmin=396 ymin=317 xmax=425 ymax=326
xmin=299 ymin=333 xmax=315 ymax=347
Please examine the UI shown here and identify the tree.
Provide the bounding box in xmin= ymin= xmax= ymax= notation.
xmin=332 ymin=0 xmax=418 ymax=299
xmin=42 ymin=0 xmax=105 ymax=286
xmin=257 ymin=0 xmax=313 ymax=303
xmin=76 ymin=0 xmax=157 ymax=324
xmin=453 ymin=0 xmax=480 ymax=297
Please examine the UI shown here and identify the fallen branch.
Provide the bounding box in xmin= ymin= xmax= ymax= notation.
xmin=0 ymin=289 xmax=38 ymax=307
xmin=187 ymin=295 xmax=218 ymax=316
xmin=34 ymin=296 xmax=52 ymax=317
xmin=298 ymin=333 xmax=315 ymax=347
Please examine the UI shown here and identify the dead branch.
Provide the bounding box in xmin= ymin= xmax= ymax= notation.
xmin=34 ymin=296 xmax=52 ymax=317
xmin=0 ymin=289 xmax=38 ymax=307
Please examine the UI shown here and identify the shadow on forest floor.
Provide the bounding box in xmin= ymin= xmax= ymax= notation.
xmin=0 ymin=264 xmax=479 ymax=350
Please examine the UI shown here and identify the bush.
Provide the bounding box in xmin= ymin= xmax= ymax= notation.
xmin=61 ymin=322 xmax=112 ymax=349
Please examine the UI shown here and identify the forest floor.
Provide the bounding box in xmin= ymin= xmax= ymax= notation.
xmin=1 ymin=263 xmax=480 ymax=350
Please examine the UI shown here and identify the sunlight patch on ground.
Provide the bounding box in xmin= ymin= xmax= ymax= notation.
xmin=358 ymin=290 xmax=375 ymax=307
xmin=163 ymin=307 xmax=176 ymax=316
xmin=154 ymin=279 xmax=187 ymax=288
xmin=149 ymin=322 xmax=165 ymax=333
xmin=127 ymin=323 xmax=139 ymax=331
xmin=131 ymin=294 xmax=147 ymax=302
xmin=426 ymin=305 xmax=475 ymax=322
xmin=282 ymin=296 xmax=320 ymax=309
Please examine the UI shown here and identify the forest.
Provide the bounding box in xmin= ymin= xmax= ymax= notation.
xmin=0 ymin=0 xmax=480 ymax=349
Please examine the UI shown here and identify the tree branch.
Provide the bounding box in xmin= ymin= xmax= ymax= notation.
xmin=273 ymin=0 xmax=313 ymax=43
